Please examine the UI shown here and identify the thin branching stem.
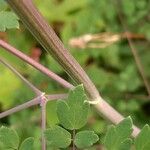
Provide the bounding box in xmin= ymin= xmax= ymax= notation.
xmin=0 ymin=39 xmax=74 ymax=89
xmin=40 ymin=94 xmax=47 ymax=150
xmin=0 ymin=57 xmax=42 ymax=95
xmin=0 ymin=94 xmax=67 ymax=119
xmin=46 ymin=93 xmax=68 ymax=100
xmin=0 ymin=56 xmax=69 ymax=149
xmin=0 ymin=97 xmax=40 ymax=119
xmin=127 ymin=36 xmax=150 ymax=96
xmin=72 ymin=129 xmax=76 ymax=150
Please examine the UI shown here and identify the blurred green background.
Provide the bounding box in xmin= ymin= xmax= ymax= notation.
xmin=0 ymin=0 xmax=150 ymax=149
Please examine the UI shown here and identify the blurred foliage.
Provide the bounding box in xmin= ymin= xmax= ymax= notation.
xmin=0 ymin=0 xmax=19 ymax=31
xmin=0 ymin=0 xmax=150 ymax=149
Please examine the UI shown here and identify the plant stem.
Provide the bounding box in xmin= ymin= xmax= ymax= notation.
xmin=94 ymin=99 xmax=140 ymax=137
xmin=6 ymin=0 xmax=140 ymax=137
xmin=72 ymin=129 xmax=76 ymax=150
xmin=0 ymin=97 xmax=40 ymax=119
xmin=127 ymin=35 xmax=150 ymax=96
xmin=6 ymin=0 xmax=99 ymax=100
xmin=0 ymin=94 xmax=67 ymax=119
xmin=46 ymin=93 xmax=68 ymax=100
xmin=41 ymin=95 xmax=47 ymax=150
xmin=0 ymin=39 xmax=73 ymax=89
xmin=0 ymin=57 xmax=42 ymax=95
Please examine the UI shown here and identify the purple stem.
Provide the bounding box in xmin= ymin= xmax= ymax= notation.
xmin=0 ymin=94 xmax=67 ymax=119
xmin=46 ymin=93 xmax=68 ymax=100
xmin=0 ymin=57 xmax=42 ymax=95
xmin=40 ymin=95 xmax=47 ymax=150
xmin=0 ymin=39 xmax=74 ymax=89
xmin=0 ymin=97 xmax=40 ymax=119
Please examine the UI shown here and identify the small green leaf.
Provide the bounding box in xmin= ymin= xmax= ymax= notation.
xmin=75 ymin=131 xmax=99 ymax=148
xmin=57 ymin=85 xmax=90 ymax=130
xmin=0 ymin=11 xmax=19 ymax=31
xmin=0 ymin=126 xmax=19 ymax=149
xmin=135 ymin=125 xmax=150 ymax=150
xmin=19 ymin=137 xmax=34 ymax=150
xmin=44 ymin=125 xmax=71 ymax=148
xmin=104 ymin=117 xmax=133 ymax=150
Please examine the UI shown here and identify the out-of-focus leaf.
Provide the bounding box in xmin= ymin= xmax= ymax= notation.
xmin=35 ymin=0 xmax=87 ymax=22
xmin=19 ymin=137 xmax=34 ymax=150
xmin=0 ymin=11 xmax=19 ymax=31
xmin=122 ymin=0 xmax=135 ymax=17
xmin=86 ymin=65 xmax=109 ymax=90
xmin=115 ymin=65 xmax=141 ymax=92
xmin=117 ymin=100 xmax=140 ymax=113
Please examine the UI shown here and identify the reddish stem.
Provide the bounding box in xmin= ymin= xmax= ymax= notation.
xmin=0 ymin=94 xmax=67 ymax=119
xmin=0 ymin=39 xmax=74 ymax=89
xmin=0 ymin=57 xmax=42 ymax=95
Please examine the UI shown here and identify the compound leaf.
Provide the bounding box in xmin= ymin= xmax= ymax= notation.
xmin=104 ymin=117 xmax=133 ymax=150
xmin=118 ymin=138 xmax=132 ymax=150
xmin=0 ymin=126 xmax=19 ymax=149
xmin=135 ymin=125 xmax=150 ymax=150
xmin=44 ymin=125 xmax=71 ymax=148
xmin=0 ymin=11 xmax=19 ymax=31
xmin=19 ymin=137 xmax=34 ymax=150
xmin=57 ymin=85 xmax=90 ymax=130
xmin=75 ymin=130 xmax=99 ymax=148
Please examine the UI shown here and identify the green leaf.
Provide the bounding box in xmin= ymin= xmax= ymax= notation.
xmin=104 ymin=117 xmax=133 ymax=150
xmin=46 ymin=101 xmax=59 ymax=126
xmin=135 ymin=125 xmax=150 ymax=150
xmin=44 ymin=125 xmax=71 ymax=148
xmin=0 ymin=11 xmax=19 ymax=31
xmin=118 ymin=138 xmax=132 ymax=150
xmin=57 ymin=85 xmax=90 ymax=130
xmin=74 ymin=131 xmax=99 ymax=148
xmin=19 ymin=137 xmax=34 ymax=150
xmin=0 ymin=126 xmax=19 ymax=149
xmin=116 ymin=65 xmax=141 ymax=92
